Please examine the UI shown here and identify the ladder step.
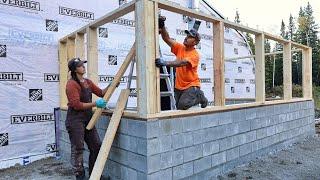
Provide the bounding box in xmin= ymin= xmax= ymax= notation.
xmin=130 ymin=92 xmax=174 ymax=97
xmin=160 ymin=74 xmax=170 ymax=78
xmin=160 ymin=91 xmax=174 ymax=96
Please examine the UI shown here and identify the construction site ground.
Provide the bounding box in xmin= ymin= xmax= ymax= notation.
xmin=1 ymin=125 xmax=320 ymax=180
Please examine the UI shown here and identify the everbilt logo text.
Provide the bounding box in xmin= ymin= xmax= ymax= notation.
xmin=0 ymin=72 xmax=23 ymax=81
xmin=99 ymin=75 xmax=127 ymax=83
xmin=112 ymin=18 xmax=135 ymax=27
xmin=59 ymin=6 xmax=94 ymax=20
xmin=11 ymin=113 xmax=54 ymax=124
xmin=0 ymin=0 xmax=40 ymax=11
xmin=44 ymin=73 xmax=59 ymax=82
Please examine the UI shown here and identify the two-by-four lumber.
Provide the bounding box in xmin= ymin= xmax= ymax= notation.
xmin=59 ymin=42 xmax=68 ymax=108
xmin=86 ymin=43 xmax=136 ymax=130
xmin=75 ymin=33 xmax=85 ymax=59
xmin=89 ymin=89 xmax=130 ymax=180
xmin=303 ymin=48 xmax=313 ymax=99
xmin=135 ymin=0 xmax=159 ymax=117
xmin=59 ymin=1 xmax=135 ymax=43
xmin=283 ymin=42 xmax=292 ymax=100
xmin=255 ymin=33 xmax=265 ymax=103
xmin=213 ymin=21 xmax=225 ymax=106
xmin=87 ymin=27 xmax=99 ymax=102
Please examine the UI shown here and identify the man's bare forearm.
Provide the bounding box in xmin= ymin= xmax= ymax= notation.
xmin=165 ymin=59 xmax=189 ymax=67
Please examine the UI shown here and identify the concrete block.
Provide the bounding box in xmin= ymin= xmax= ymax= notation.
xmin=203 ymin=141 xmax=219 ymax=156
xmin=136 ymin=138 xmax=147 ymax=155
xmin=118 ymin=134 xmax=137 ymax=152
xmin=219 ymin=136 xmax=233 ymax=151
xmin=172 ymin=149 xmax=184 ymax=166
xmin=121 ymin=167 xmax=138 ymax=180
xmin=211 ymin=151 xmax=226 ymax=167
xmin=147 ymin=120 xmax=160 ymax=138
xmin=231 ymin=109 xmax=246 ymax=122
xmin=172 ymin=132 xmax=193 ymax=150
xmin=159 ymin=120 xmax=172 ymax=136
xmin=256 ymin=107 xmax=267 ymax=118
xmin=159 ymin=135 xmax=172 ymax=153
xmin=183 ymin=117 xmax=202 ymax=132
xmin=184 ymin=144 xmax=203 ymax=162
xmin=147 ymin=138 xmax=159 ymax=156
xmin=193 ymin=129 xmax=205 ymax=145
xmin=239 ymin=143 xmax=252 ymax=156
xmin=256 ymin=128 xmax=267 ymax=139
xmin=245 ymin=131 xmax=256 ymax=143
xmin=237 ymin=120 xmax=250 ymax=133
xmin=173 ymin=162 xmax=193 ymax=180
xmin=127 ymin=151 xmax=147 ymax=173
xmin=119 ymin=118 xmax=128 ymax=134
xmin=201 ymin=115 xmax=219 ymax=128
xmin=147 ymin=154 xmax=160 ymax=173
xmin=251 ymin=140 xmax=263 ymax=152
xmin=160 ymin=151 xmax=173 ymax=169
xmin=218 ymin=112 xmax=232 ymax=125
xmin=232 ymin=134 xmax=246 ymax=147
xmin=266 ymin=126 xmax=276 ymax=137
xmin=193 ymin=156 xmax=212 ymax=174
xmin=127 ymin=120 xmax=146 ymax=138
xmin=172 ymin=133 xmax=185 ymax=150
xmin=148 ymin=168 xmax=173 ymax=180
xmin=245 ymin=108 xmax=257 ymax=120
xmin=226 ymin=147 xmax=240 ymax=161
xmin=171 ymin=119 xmax=184 ymax=134
xmin=137 ymin=172 xmax=147 ymax=180
xmin=109 ymin=147 xmax=128 ymax=166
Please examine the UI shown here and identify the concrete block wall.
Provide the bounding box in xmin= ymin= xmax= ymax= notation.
xmin=57 ymin=100 xmax=315 ymax=179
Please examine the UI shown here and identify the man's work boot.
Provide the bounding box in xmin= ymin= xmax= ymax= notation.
xmin=198 ymin=90 xmax=208 ymax=108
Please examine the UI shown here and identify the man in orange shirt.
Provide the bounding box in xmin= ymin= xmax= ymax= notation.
xmin=156 ymin=25 xmax=208 ymax=110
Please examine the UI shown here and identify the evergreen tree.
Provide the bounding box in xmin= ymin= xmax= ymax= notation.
xmin=234 ymin=10 xmax=241 ymax=24
xmin=265 ymin=39 xmax=273 ymax=92
xmin=296 ymin=3 xmax=319 ymax=85
xmin=287 ymin=14 xmax=296 ymax=41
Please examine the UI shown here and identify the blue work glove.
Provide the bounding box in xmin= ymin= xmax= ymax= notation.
xmin=95 ymin=98 xmax=107 ymax=108
xmin=155 ymin=58 xmax=167 ymax=68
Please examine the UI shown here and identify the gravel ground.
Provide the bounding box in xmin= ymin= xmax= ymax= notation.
xmin=1 ymin=135 xmax=320 ymax=180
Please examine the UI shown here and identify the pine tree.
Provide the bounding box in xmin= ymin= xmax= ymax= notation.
xmin=296 ymin=3 xmax=319 ymax=85
xmin=234 ymin=10 xmax=240 ymax=24
xmin=287 ymin=14 xmax=296 ymax=41
xmin=265 ymin=39 xmax=273 ymax=93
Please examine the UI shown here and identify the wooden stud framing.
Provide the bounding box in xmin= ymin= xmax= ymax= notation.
xmin=283 ymin=42 xmax=292 ymax=100
xmin=75 ymin=33 xmax=85 ymax=59
xmin=89 ymin=89 xmax=130 ymax=180
xmin=154 ymin=2 xmax=161 ymax=112
xmin=87 ymin=27 xmax=98 ymax=84
xmin=302 ymin=48 xmax=312 ymax=99
xmin=135 ymin=0 xmax=159 ymax=117
xmin=213 ymin=21 xmax=225 ymax=106
xmin=59 ymin=42 xmax=68 ymax=108
xmin=255 ymin=34 xmax=265 ymax=103
xmin=58 ymin=0 xmax=312 ymax=119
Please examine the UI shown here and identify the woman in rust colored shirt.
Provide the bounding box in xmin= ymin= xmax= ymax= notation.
xmin=65 ymin=58 xmax=108 ymax=180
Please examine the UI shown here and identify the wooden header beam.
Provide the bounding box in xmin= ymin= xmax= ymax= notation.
xmin=153 ymin=0 xmax=261 ymax=35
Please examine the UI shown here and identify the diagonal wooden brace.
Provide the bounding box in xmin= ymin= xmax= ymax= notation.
xmin=89 ymin=89 xmax=130 ymax=180
xmin=86 ymin=43 xmax=135 ymax=130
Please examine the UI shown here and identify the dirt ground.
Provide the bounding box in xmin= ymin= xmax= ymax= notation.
xmin=1 ymin=135 xmax=320 ymax=180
